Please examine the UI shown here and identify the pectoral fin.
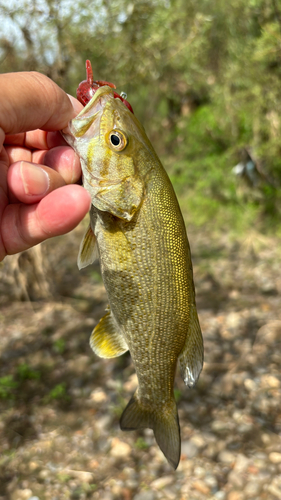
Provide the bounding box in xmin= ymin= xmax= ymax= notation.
xmin=90 ymin=311 xmax=128 ymax=358
xmin=179 ymin=304 xmax=204 ymax=387
xmin=77 ymin=224 xmax=99 ymax=270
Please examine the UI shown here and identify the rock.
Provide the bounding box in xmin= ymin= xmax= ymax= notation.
xmin=233 ymin=454 xmax=250 ymax=473
xmin=99 ymin=493 xmax=114 ymax=500
xmin=88 ymin=459 xmax=99 ymax=469
xmin=214 ymin=492 xmax=226 ymax=500
xmin=97 ymin=437 xmax=111 ymax=453
xmin=211 ymin=420 xmax=231 ymax=433
xmin=244 ymin=481 xmax=261 ymax=497
xmin=150 ymin=475 xmax=174 ymax=489
xmin=161 ymin=487 xmax=177 ymax=499
xmin=123 ymin=373 xmax=138 ymax=392
xmin=267 ymin=481 xmax=281 ymax=499
xmin=192 ymin=480 xmax=210 ymax=495
xmin=269 ymin=452 xmax=281 ymax=464
xmin=181 ymin=439 xmax=199 ymax=458
xmin=260 ymin=374 xmax=280 ymax=388
xmin=110 ymin=438 xmax=131 ymax=459
xmin=133 ymin=492 xmax=156 ymax=500
xmin=123 ymin=467 xmax=138 ymax=480
xmin=204 ymin=474 xmax=218 ymax=490
xmin=126 ymin=480 xmax=139 ymax=490
xmin=38 ymin=469 xmax=49 ymax=480
xmin=110 ymin=480 xmax=125 ymax=497
xmin=237 ymin=422 xmax=254 ymax=433
xmin=228 ymin=469 xmax=246 ymax=490
xmin=11 ymin=489 xmax=33 ymax=500
xmin=90 ymin=388 xmax=108 ymax=403
xmin=244 ymin=379 xmax=256 ymax=391
xmin=69 ymin=470 xmax=93 ymax=483
xmin=28 ymin=462 xmax=39 ymax=472
xmin=226 ymin=312 xmax=241 ymax=329
xmin=189 ymin=434 xmax=206 ymax=448
xmin=194 ymin=466 xmax=206 ymax=478
xmin=261 ymin=433 xmax=271 ymax=445
xmin=203 ymin=442 xmax=218 ymax=459
xmin=66 ymin=355 xmax=89 ymax=374
xmin=95 ymin=414 xmax=112 ymax=433
xmin=227 ymin=491 xmax=245 ymax=500
xmin=218 ymin=450 xmax=236 ymax=464
xmin=122 ymin=488 xmax=133 ymax=500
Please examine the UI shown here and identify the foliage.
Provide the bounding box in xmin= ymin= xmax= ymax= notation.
xmin=17 ymin=363 xmax=41 ymax=381
xmin=0 ymin=375 xmax=18 ymax=399
xmin=173 ymin=388 xmax=182 ymax=403
xmin=53 ymin=338 xmax=66 ymax=355
xmin=47 ymin=382 xmax=69 ymax=401
xmin=135 ymin=437 xmax=150 ymax=450
xmin=1 ymin=0 xmax=281 ymax=230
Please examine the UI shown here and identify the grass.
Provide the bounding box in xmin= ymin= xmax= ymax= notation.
xmin=0 ymin=375 xmax=18 ymax=400
xmin=53 ymin=339 xmax=66 ymax=355
xmin=135 ymin=437 xmax=150 ymax=450
xmin=46 ymin=383 xmax=70 ymax=402
xmin=17 ymin=363 xmax=41 ymax=381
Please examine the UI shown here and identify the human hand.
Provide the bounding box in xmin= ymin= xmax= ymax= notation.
xmin=0 ymin=71 xmax=91 ymax=261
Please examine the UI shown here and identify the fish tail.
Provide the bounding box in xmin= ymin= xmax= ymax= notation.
xmin=120 ymin=392 xmax=181 ymax=469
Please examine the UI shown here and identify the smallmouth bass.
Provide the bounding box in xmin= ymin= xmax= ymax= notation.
xmin=62 ymin=77 xmax=203 ymax=469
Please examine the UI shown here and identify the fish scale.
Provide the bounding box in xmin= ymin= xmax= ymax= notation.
xmin=61 ymin=84 xmax=203 ymax=469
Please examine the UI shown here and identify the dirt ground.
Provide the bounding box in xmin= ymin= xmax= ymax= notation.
xmin=0 ymin=222 xmax=281 ymax=500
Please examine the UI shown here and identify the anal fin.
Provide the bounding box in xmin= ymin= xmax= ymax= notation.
xmin=90 ymin=311 xmax=128 ymax=358
xmin=179 ymin=304 xmax=204 ymax=387
xmin=77 ymin=224 xmax=99 ymax=270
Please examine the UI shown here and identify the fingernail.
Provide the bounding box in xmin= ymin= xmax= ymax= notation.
xmin=20 ymin=162 xmax=50 ymax=196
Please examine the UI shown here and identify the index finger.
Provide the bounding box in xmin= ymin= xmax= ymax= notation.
xmin=0 ymin=72 xmax=78 ymax=135
xmin=5 ymin=130 xmax=68 ymax=150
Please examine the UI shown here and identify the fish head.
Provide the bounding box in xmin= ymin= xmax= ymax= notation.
xmin=62 ymin=86 xmax=156 ymax=220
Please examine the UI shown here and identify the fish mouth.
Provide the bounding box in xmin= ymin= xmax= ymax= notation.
xmin=80 ymin=85 xmax=115 ymax=115
xmin=62 ymin=85 xmax=115 ymax=143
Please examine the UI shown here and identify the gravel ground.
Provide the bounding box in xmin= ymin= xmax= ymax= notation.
xmin=0 ymin=226 xmax=281 ymax=500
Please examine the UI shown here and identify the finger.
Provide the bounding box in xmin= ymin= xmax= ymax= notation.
xmin=0 ymin=127 xmax=5 ymax=149
xmin=6 ymin=145 xmax=81 ymax=185
xmin=2 ymin=185 xmax=91 ymax=256
xmin=67 ymin=94 xmax=83 ymax=115
xmin=5 ymin=130 xmax=67 ymax=149
xmin=0 ymin=145 xmax=9 ymax=192
xmin=4 ymin=133 xmax=26 ymax=146
xmin=7 ymin=161 xmax=66 ymax=204
xmin=3 ymin=96 xmax=83 ymax=149
xmin=24 ymin=130 xmax=67 ymax=150
xmin=33 ymin=147 xmax=82 ymax=184
xmin=0 ymin=151 xmax=9 ymax=260
xmin=0 ymin=72 xmax=78 ymax=134
xmin=5 ymin=146 xmax=32 ymax=164
xmin=4 ymin=95 xmax=83 ymax=149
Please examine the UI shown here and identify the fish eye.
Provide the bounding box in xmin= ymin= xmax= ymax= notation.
xmin=111 ymin=134 xmax=120 ymax=146
xmin=107 ymin=130 xmax=127 ymax=151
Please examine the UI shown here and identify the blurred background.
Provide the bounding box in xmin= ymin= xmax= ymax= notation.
xmin=0 ymin=1 xmax=281 ymax=499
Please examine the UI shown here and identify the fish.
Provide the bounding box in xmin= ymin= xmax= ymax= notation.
xmin=62 ymin=79 xmax=203 ymax=469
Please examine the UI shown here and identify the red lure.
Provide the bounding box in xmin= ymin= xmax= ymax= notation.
xmin=76 ymin=60 xmax=134 ymax=113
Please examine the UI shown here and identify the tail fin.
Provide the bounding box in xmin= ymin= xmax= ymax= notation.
xmin=120 ymin=392 xmax=181 ymax=469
